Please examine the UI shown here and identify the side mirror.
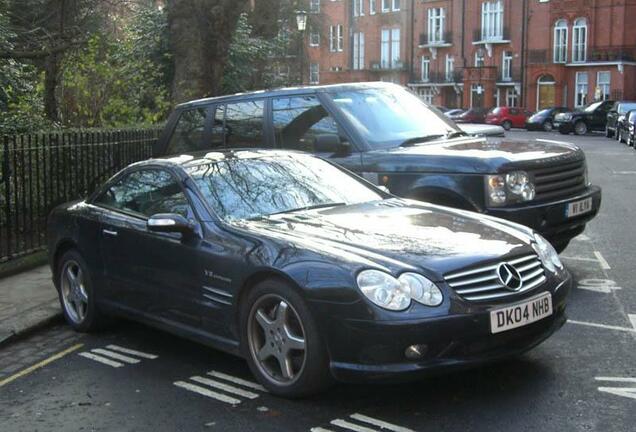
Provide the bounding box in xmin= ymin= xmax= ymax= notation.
xmin=147 ymin=213 xmax=195 ymax=236
xmin=313 ymin=134 xmax=350 ymax=154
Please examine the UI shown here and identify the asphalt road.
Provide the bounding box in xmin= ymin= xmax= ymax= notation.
xmin=1 ymin=130 xmax=635 ymax=432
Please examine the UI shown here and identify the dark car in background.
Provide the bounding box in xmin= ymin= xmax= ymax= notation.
xmin=554 ymin=100 xmax=615 ymax=135
xmin=622 ymin=110 xmax=636 ymax=147
xmin=48 ymin=149 xmax=572 ymax=397
xmin=605 ymin=101 xmax=636 ymax=138
xmin=485 ymin=107 xmax=529 ymax=131
xmin=156 ymin=82 xmax=602 ymax=252
xmin=450 ymin=107 xmax=490 ymax=124
xmin=526 ymin=107 xmax=570 ymax=132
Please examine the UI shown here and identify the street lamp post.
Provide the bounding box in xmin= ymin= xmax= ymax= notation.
xmin=296 ymin=10 xmax=307 ymax=85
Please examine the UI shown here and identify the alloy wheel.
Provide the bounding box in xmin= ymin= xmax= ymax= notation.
xmin=575 ymin=122 xmax=587 ymax=135
xmin=247 ymin=294 xmax=307 ymax=386
xmin=543 ymin=120 xmax=553 ymax=132
xmin=60 ymin=260 xmax=89 ymax=324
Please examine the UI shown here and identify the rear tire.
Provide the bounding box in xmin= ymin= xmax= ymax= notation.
xmin=56 ymin=249 xmax=105 ymax=332
xmin=574 ymin=121 xmax=588 ymax=136
xmin=605 ymin=126 xmax=613 ymax=138
xmin=502 ymin=120 xmax=512 ymax=131
xmin=241 ymin=278 xmax=332 ymax=398
xmin=542 ymin=120 xmax=553 ymax=132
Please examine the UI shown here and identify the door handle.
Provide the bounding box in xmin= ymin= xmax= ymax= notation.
xmin=102 ymin=229 xmax=118 ymax=237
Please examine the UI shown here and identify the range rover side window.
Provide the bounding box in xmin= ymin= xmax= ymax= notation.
xmin=166 ymin=108 xmax=207 ymax=155
xmin=95 ymin=170 xmax=192 ymax=219
xmin=272 ymin=96 xmax=340 ymax=152
xmin=211 ymin=101 xmax=265 ymax=148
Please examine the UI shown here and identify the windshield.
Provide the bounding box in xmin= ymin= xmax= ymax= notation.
xmin=618 ymin=103 xmax=636 ymax=113
xmin=327 ymin=85 xmax=462 ymax=149
xmin=187 ymin=154 xmax=382 ymax=221
xmin=534 ymin=108 xmax=551 ymax=117
xmin=582 ymin=101 xmax=603 ymax=113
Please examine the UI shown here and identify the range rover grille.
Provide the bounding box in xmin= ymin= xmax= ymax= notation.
xmin=445 ymin=254 xmax=546 ymax=301
xmin=529 ymin=160 xmax=587 ymax=202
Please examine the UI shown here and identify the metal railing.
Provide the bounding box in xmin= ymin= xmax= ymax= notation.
xmin=0 ymin=129 xmax=159 ymax=262
xmin=418 ymin=31 xmax=453 ymax=46
xmin=473 ymin=27 xmax=510 ymax=42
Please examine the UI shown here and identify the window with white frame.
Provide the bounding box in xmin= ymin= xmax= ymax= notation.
xmin=575 ymin=71 xmax=588 ymax=107
xmin=353 ymin=32 xmax=365 ymax=70
xmin=309 ymin=27 xmax=320 ymax=47
xmin=353 ymin=0 xmax=364 ymax=17
xmin=329 ymin=25 xmax=343 ymax=52
xmin=481 ymin=0 xmax=504 ymax=41
xmin=419 ymin=88 xmax=434 ymax=104
xmin=370 ymin=0 xmax=376 ymax=14
xmin=597 ymin=71 xmax=610 ymax=100
xmin=445 ymin=54 xmax=454 ymax=81
xmin=553 ymin=19 xmax=568 ymax=63
xmin=502 ymin=51 xmax=512 ymax=81
xmin=475 ymin=49 xmax=485 ymax=67
xmin=309 ymin=63 xmax=319 ymax=84
xmin=506 ymin=88 xmax=518 ymax=107
xmin=573 ymin=18 xmax=587 ymax=63
xmin=381 ymin=28 xmax=400 ymax=68
xmin=392 ymin=0 xmax=400 ymax=11
xmin=427 ymin=8 xmax=445 ymax=44
xmin=421 ymin=56 xmax=430 ymax=81
xmin=309 ymin=0 xmax=320 ymax=13
xmin=382 ymin=0 xmax=390 ymax=12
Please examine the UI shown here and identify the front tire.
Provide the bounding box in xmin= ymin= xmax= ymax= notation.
xmin=542 ymin=120 xmax=553 ymax=132
xmin=574 ymin=121 xmax=588 ymax=136
xmin=241 ymin=278 xmax=332 ymax=398
xmin=502 ymin=120 xmax=512 ymax=131
xmin=56 ymin=249 xmax=104 ymax=332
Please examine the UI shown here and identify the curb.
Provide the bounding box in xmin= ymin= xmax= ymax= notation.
xmin=0 ymin=300 xmax=62 ymax=347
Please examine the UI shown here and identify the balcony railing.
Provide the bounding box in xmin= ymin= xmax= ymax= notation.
xmin=370 ymin=61 xmax=410 ymax=71
xmin=499 ymin=67 xmax=522 ymax=82
xmin=589 ymin=46 xmax=636 ymax=62
xmin=463 ymin=66 xmax=498 ymax=81
xmin=419 ymin=31 xmax=453 ymax=46
xmin=421 ymin=71 xmax=463 ymax=84
xmin=473 ymin=27 xmax=510 ymax=42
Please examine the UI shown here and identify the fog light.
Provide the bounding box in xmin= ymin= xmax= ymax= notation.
xmin=405 ymin=344 xmax=427 ymax=360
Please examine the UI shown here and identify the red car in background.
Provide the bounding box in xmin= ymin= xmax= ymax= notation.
xmin=485 ymin=107 xmax=531 ymax=130
xmin=449 ymin=107 xmax=490 ymax=124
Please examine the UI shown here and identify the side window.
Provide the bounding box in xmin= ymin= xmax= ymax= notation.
xmin=509 ymin=108 xmax=519 ymax=115
xmin=210 ymin=101 xmax=265 ymax=149
xmin=272 ymin=96 xmax=339 ymax=152
xmin=166 ymin=108 xmax=207 ymax=155
xmin=95 ymin=170 xmax=192 ymax=219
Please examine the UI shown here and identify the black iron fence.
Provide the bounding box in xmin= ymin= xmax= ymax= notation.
xmin=0 ymin=129 xmax=159 ymax=262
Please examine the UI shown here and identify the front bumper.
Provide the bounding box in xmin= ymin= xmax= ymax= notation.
xmin=318 ymin=274 xmax=571 ymax=383
xmin=485 ymin=185 xmax=602 ymax=246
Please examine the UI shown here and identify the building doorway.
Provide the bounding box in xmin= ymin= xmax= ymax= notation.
xmin=537 ymin=74 xmax=556 ymax=110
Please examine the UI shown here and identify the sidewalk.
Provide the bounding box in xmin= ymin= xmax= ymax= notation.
xmin=0 ymin=265 xmax=60 ymax=345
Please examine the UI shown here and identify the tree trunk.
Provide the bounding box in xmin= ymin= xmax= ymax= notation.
xmin=167 ymin=0 xmax=248 ymax=104
xmin=43 ymin=53 xmax=60 ymax=122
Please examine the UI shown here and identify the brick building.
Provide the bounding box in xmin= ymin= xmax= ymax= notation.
xmin=303 ymin=0 xmax=636 ymax=110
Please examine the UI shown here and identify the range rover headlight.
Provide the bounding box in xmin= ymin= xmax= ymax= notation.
xmin=357 ymin=270 xmax=410 ymax=311
xmin=486 ymin=171 xmax=535 ymax=207
xmin=356 ymin=270 xmax=443 ymax=310
xmin=532 ymin=233 xmax=563 ymax=273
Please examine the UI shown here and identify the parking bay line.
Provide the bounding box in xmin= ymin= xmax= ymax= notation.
xmin=78 ymin=352 xmax=124 ymax=368
xmin=0 ymin=343 xmax=84 ymax=388
xmin=350 ymin=413 xmax=416 ymax=432
xmin=567 ymin=319 xmax=636 ymax=333
xmin=206 ymin=370 xmax=266 ymax=392
xmin=105 ymin=344 xmax=158 ymax=359
xmin=173 ymin=380 xmax=242 ymax=405
xmin=330 ymin=419 xmax=377 ymax=432
xmin=190 ymin=375 xmax=260 ymax=399
xmin=90 ymin=348 xmax=140 ymax=364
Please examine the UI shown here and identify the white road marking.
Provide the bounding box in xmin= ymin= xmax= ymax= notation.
xmin=629 ymin=314 xmax=636 ymax=330
xmin=612 ymin=171 xmax=636 ymax=175
xmin=567 ymin=319 xmax=636 ymax=333
xmin=561 ymin=256 xmax=599 ymax=262
xmin=350 ymin=413 xmax=416 ymax=432
xmin=91 ymin=348 xmax=140 ymax=364
xmin=173 ymin=381 xmax=241 ymax=405
xmin=190 ymin=376 xmax=260 ymax=399
xmin=536 ymin=138 xmax=573 ymax=146
xmin=577 ymin=279 xmax=621 ymax=293
xmin=593 ymin=251 xmax=611 ymax=270
xmin=310 ymin=428 xmax=335 ymax=432
xmin=330 ymin=419 xmax=378 ymax=432
xmin=573 ymin=234 xmax=591 ymax=241
xmin=206 ymin=370 xmax=266 ymax=392
xmin=595 ymin=378 xmax=636 ymax=400
xmin=78 ymin=352 xmax=124 ymax=368
xmin=596 ymin=377 xmax=636 ymax=383
xmin=105 ymin=344 xmax=158 ymax=359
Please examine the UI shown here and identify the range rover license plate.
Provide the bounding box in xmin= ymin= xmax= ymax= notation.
xmin=566 ymin=197 xmax=593 ymax=218
xmin=490 ymin=292 xmax=553 ymax=334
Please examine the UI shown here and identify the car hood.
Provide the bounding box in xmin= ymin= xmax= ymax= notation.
xmin=232 ymin=199 xmax=535 ymax=279
xmin=363 ymin=137 xmax=583 ymax=173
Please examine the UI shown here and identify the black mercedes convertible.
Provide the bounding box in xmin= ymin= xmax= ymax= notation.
xmin=47 ymin=150 xmax=571 ymax=397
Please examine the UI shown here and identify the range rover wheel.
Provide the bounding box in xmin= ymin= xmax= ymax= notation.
xmin=542 ymin=120 xmax=553 ymax=132
xmin=242 ymin=279 xmax=332 ymax=397
xmin=605 ymin=126 xmax=613 ymax=138
xmin=574 ymin=121 xmax=588 ymax=136
xmin=502 ymin=120 xmax=512 ymax=131
xmin=57 ymin=249 xmax=104 ymax=332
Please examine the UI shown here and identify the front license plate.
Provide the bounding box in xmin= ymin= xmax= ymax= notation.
xmin=566 ymin=197 xmax=593 ymax=218
xmin=490 ymin=292 xmax=553 ymax=334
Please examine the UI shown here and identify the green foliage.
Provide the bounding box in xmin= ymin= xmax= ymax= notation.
xmin=60 ymin=6 xmax=172 ymax=128
xmin=222 ymin=12 xmax=295 ymax=94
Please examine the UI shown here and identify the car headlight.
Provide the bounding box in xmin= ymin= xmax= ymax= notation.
xmin=532 ymin=233 xmax=563 ymax=273
xmin=486 ymin=171 xmax=536 ymax=207
xmin=356 ymin=270 xmax=443 ymax=311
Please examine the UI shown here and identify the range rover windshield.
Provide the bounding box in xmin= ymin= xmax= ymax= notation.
xmin=327 ymin=85 xmax=463 ymax=149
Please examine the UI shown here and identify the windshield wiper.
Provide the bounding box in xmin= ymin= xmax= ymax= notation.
xmin=399 ymin=135 xmax=445 ymax=147
xmin=268 ymin=202 xmax=347 ymax=216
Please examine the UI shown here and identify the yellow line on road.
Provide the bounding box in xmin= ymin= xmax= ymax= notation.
xmin=0 ymin=343 xmax=84 ymax=388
